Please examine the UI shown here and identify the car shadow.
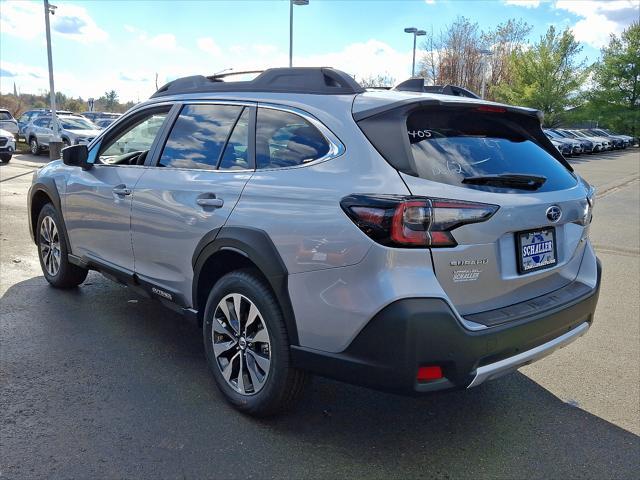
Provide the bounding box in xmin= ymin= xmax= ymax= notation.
xmin=1 ymin=274 xmax=638 ymax=479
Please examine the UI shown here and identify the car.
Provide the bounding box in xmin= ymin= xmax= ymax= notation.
xmin=17 ymin=109 xmax=75 ymax=141
xmin=572 ymin=130 xmax=612 ymax=151
xmin=94 ymin=117 xmax=118 ymax=129
xmin=587 ymin=129 xmax=626 ymax=149
xmin=549 ymin=137 xmax=573 ymax=156
xmin=0 ymin=128 xmax=16 ymax=163
xmin=24 ymin=115 xmax=101 ymax=155
xmin=0 ymin=109 xmax=19 ymax=135
xmin=594 ymin=128 xmax=632 ymax=148
xmin=81 ymin=111 xmax=122 ymax=123
xmin=560 ymin=129 xmax=606 ymax=152
xmin=27 ymin=67 xmax=601 ymax=416
xmin=544 ymin=129 xmax=582 ymax=155
xmin=550 ymin=129 xmax=595 ymax=153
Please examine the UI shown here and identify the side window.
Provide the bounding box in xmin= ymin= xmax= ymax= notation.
xmin=97 ymin=108 xmax=169 ymax=164
xmin=34 ymin=118 xmax=49 ymax=127
xmin=256 ymin=108 xmax=330 ymax=169
xmin=218 ymin=108 xmax=250 ymax=170
xmin=158 ymin=104 xmax=242 ymax=169
xmin=0 ymin=112 xmax=11 ymax=120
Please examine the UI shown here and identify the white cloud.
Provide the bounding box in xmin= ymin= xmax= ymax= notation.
xmin=0 ymin=1 xmax=107 ymax=43
xmin=125 ymin=25 xmax=179 ymax=51
xmin=504 ymin=0 xmax=541 ymax=7
xmin=197 ymin=37 xmax=222 ymax=57
xmin=554 ymin=0 xmax=639 ymax=48
xmin=424 ymin=0 xmax=436 ymax=4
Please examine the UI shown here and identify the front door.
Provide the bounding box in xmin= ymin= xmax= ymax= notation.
xmin=131 ymin=103 xmax=255 ymax=303
xmin=63 ymin=106 xmax=172 ymax=270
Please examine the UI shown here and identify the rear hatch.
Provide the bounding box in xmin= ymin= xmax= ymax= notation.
xmin=354 ymin=95 xmax=592 ymax=315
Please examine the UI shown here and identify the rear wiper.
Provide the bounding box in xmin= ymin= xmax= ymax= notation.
xmin=462 ymin=174 xmax=547 ymax=190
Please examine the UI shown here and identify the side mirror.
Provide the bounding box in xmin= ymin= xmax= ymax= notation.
xmin=62 ymin=144 xmax=92 ymax=170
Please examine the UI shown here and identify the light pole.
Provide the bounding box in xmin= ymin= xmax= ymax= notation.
xmin=289 ymin=0 xmax=309 ymax=68
xmin=404 ymin=27 xmax=426 ymax=77
xmin=478 ymin=48 xmax=493 ymax=99
xmin=44 ymin=0 xmax=62 ymax=159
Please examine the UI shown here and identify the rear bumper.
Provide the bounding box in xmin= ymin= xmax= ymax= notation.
xmin=292 ymin=258 xmax=601 ymax=394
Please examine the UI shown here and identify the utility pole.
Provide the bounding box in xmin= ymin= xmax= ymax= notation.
xmin=289 ymin=0 xmax=308 ymax=67
xmin=44 ymin=0 xmax=62 ymax=160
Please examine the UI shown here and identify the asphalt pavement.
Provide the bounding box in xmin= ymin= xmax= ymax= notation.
xmin=1 ymin=149 xmax=639 ymax=479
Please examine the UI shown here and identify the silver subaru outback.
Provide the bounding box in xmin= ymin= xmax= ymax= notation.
xmin=28 ymin=68 xmax=601 ymax=416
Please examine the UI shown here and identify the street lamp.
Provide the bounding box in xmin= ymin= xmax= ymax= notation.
xmin=478 ymin=48 xmax=493 ymax=99
xmin=404 ymin=27 xmax=426 ymax=77
xmin=43 ymin=0 xmax=62 ymax=160
xmin=289 ymin=0 xmax=309 ymax=68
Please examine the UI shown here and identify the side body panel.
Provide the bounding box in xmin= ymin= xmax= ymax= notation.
xmin=130 ymin=168 xmax=252 ymax=299
xmin=64 ymin=164 xmax=146 ymax=268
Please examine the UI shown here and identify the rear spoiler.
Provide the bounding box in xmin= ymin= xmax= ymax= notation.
xmin=354 ymin=99 xmax=572 ymax=174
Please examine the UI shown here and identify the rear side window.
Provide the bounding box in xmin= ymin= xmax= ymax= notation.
xmin=159 ymin=104 xmax=242 ymax=169
xmin=256 ymin=108 xmax=330 ymax=169
xmin=406 ymin=109 xmax=576 ymax=192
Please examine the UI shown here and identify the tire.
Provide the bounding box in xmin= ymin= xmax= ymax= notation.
xmin=36 ymin=203 xmax=88 ymax=288
xmin=62 ymin=138 xmax=71 ymax=148
xmin=203 ymin=269 xmax=308 ymax=416
xmin=0 ymin=153 xmax=10 ymax=163
xmin=29 ymin=137 xmax=41 ymax=156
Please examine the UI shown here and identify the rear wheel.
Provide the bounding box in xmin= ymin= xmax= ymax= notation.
xmin=203 ymin=270 xmax=308 ymax=416
xmin=36 ymin=203 xmax=88 ymax=288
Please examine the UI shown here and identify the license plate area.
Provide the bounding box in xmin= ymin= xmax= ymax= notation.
xmin=516 ymin=227 xmax=557 ymax=274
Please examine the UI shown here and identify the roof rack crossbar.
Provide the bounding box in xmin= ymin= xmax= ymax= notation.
xmin=152 ymin=67 xmax=365 ymax=98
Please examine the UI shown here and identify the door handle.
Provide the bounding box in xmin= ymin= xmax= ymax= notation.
xmin=113 ymin=185 xmax=132 ymax=196
xmin=196 ymin=195 xmax=224 ymax=208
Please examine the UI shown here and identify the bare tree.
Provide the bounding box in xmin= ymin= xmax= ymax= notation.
xmin=417 ymin=17 xmax=531 ymax=100
xmin=357 ymin=74 xmax=396 ymax=88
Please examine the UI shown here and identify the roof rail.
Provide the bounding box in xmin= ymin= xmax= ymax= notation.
xmin=151 ymin=67 xmax=365 ymax=98
xmin=394 ymin=78 xmax=480 ymax=99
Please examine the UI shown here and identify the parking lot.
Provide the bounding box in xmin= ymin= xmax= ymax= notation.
xmin=1 ymin=149 xmax=639 ymax=478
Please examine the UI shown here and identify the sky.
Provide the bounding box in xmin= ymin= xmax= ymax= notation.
xmin=1 ymin=0 xmax=638 ymax=103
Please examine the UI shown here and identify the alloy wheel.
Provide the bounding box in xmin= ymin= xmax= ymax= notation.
xmin=30 ymin=139 xmax=38 ymax=155
xmin=39 ymin=215 xmax=61 ymax=276
xmin=212 ymin=293 xmax=272 ymax=395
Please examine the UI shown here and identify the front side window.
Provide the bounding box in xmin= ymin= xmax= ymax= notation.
xmin=256 ymin=108 xmax=330 ymax=169
xmin=159 ymin=104 xmax=242 ymax=169
xmin=0 ymin=112 xmax=11 ymax=120
xmin=97 ymin=108 xmax=169 ymax=164
xmin=34 ymin=118 xmax=50 ymax=127
xmin=60 ymin=117 xmax=97 ymax=130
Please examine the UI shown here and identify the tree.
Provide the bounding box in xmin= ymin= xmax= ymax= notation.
xmin=493 ymin=26 xmax=587 ymax=126
xmin=417 ymin=17 xmax=531 ymax=100
xmin=585 ymin=22 xmax=640 ymax=136
xmin=357 ymin=74 xmax=396 ymax=88
xmin=102 ymin=90 xmax=119 ymax=111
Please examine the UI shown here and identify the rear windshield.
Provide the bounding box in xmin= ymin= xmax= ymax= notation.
xmin=406 ymin=109 xmax=576 ymax=192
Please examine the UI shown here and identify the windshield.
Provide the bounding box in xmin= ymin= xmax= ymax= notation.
xmin=406 ymin=108 xmax=577 ymax=193
xmin=60 ymin=118 xmax=97 ymax=130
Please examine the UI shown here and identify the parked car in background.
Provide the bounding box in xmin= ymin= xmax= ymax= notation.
xmin=81 ymin=111 xmax=122 ymax=123
xmin=544 ymin=129 xmax=582 ymax=155
xmin=549 ymin=129 xmax=594 ymax=153
xmin=24 ymin=115 xmax=101 ymax=155
xmin=558 ymin=129 xmax=605 ymax=152
xmin=595 ymin=128 xmax=632 ymax=147
xmin=0 ymin=109 xmax=19 ymax=135
xmin=572 ymin=130 xmax=611 ymax=151
xmin=94 ymin=117 xmax=118 ymax=129
xmin=0 ymin=128 xmax=16 ymax=163
xmin=17 ymin=109 xmax=75 ymax=141
xmin=549 ymin=138 xmax=573 ymax=156
xmin=587 ymin=129 xmax=626 ymax=149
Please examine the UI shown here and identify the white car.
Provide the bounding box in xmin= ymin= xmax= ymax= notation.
xmin=0 ymin=128 xmax=16 ymax=163
xmin=0 ymin=109 xmax=19 ymax=135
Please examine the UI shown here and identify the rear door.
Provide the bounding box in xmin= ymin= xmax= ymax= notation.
xmin=130 ymin=102 xmax=255 ymax=302
xmin=357 ymin=103 xmax=592 ymax=315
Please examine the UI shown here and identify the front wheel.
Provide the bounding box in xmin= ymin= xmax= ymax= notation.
xmin=0 ymin=153 xmax=10 ymax=163
xmin=203 ymin=270 xmax=308 ymax=416
xmin=29 ymin=138 xmax=40 ymax=156
xmin=36 ymin=203 xmax=88 ymax=288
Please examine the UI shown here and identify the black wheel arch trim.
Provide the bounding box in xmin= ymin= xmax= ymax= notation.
xmin=192 ymin=226 xmax=299 ymax=345
xmin=28 ymin=179 xmax=72 ymax=254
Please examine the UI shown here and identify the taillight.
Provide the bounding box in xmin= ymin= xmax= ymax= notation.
xmin=341 ymin=195 xmax=499 ymax=248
